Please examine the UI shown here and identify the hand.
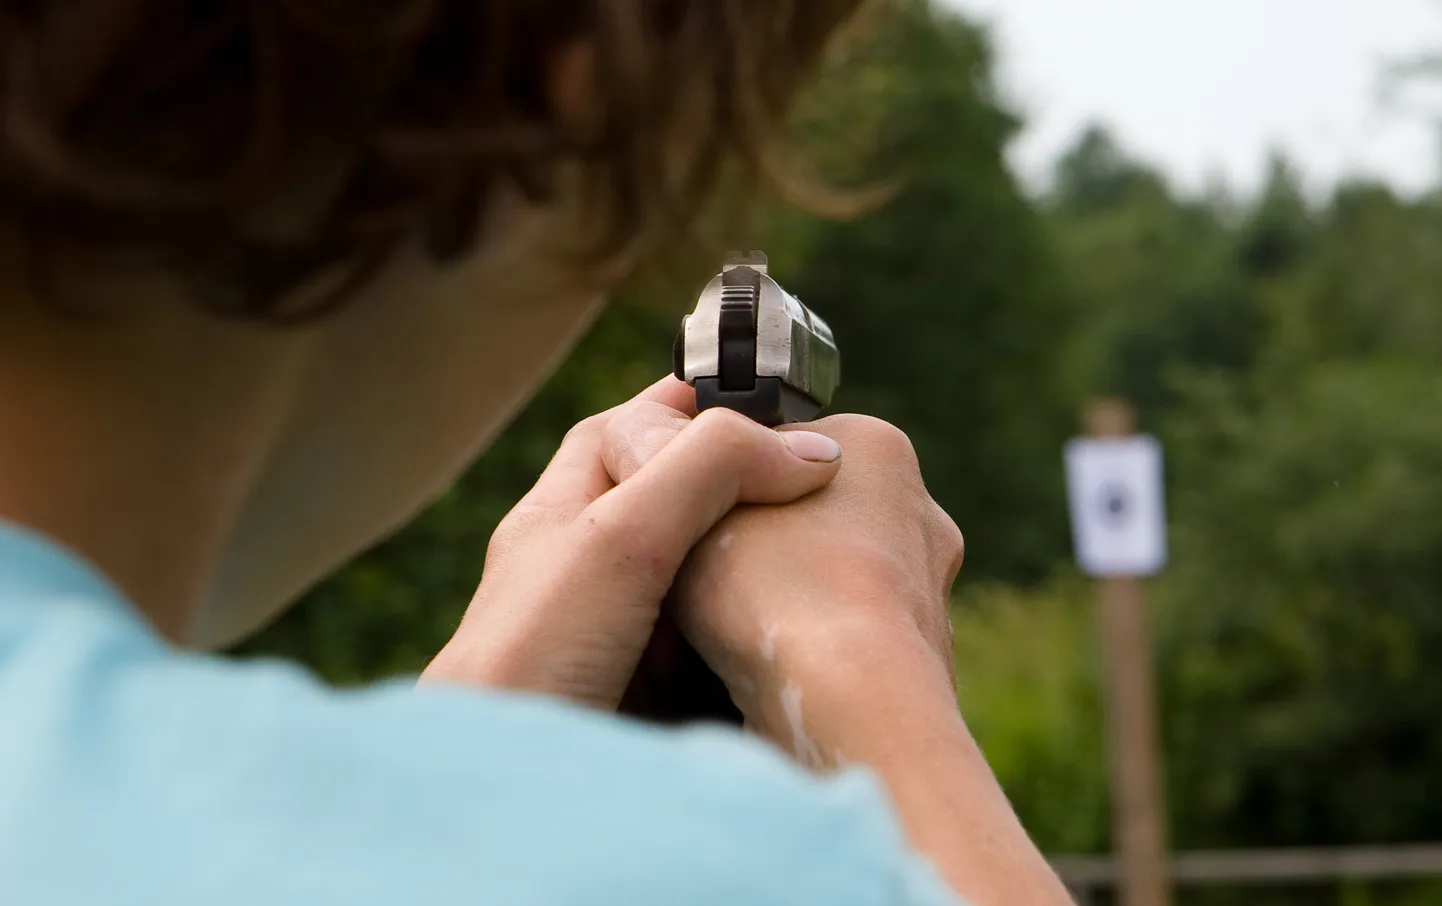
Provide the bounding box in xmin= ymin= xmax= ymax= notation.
xmin=637 ymin=415 xmax=1067 ymax=905
xmin=593 ymin=410 xmax=1065 ymax=905
xmin=419 ymin=377 xmax=846 ymax=711
xmin=665 ymin=414 xmax=965 ymax=754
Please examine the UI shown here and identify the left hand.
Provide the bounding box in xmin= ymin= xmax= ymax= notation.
xmin=420 ymin=377 xmax=845 ymax=710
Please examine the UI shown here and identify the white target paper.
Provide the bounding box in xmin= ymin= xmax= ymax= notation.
xmin=1064 ymin=435 xmax=1168 ymax=578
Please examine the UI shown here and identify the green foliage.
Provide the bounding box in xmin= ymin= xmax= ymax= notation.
xmin=1027 ymin=122 xmax=1442 ymax=901
xmin=1051 ymin=132 xmax=1442 ymax=856
xmin=785 ymin=0 xmax=1075 ymax=581
xmin=1049 ymin=131 xmax=1263 ymax=416
xmin=1159 ymin=358 xmax=1442 ymax=849
xmin=952 ymin=578 xmax=1109 ymax=854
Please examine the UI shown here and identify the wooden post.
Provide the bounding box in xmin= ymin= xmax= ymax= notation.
xmin=1085 ymin=398 xmax=1172 ymax=906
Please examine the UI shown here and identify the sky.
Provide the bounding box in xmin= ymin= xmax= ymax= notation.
xmin=945 ymin=0 xmax=1442 ymax=197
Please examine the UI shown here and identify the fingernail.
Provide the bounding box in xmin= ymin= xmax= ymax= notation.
xmin=781 ymin=431 xmax=842 ymax=463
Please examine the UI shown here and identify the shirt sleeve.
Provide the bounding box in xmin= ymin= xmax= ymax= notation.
xmin=0 ymin=591 xmax=966 ymax=906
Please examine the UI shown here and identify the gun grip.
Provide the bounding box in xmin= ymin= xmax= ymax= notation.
xmin=694 ymin=377 xmax=823 ymax=428
xmin=618 ymin=610 xmax=744 ymax=727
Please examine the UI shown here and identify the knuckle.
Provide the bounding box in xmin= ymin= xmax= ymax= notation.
xmin=812 ymin=414 xmax=918 ymax=465
xmin=605 ymin=400 xmax=682 ymax=441
xmin=931 ymin=504 xmax=966 ymax=582
xmin=805 ymin=412 xmax=867 ymax=435
xmin=942 ymin=511 xmax=966 ymax=565
xmin=692 ymin=404 xmax=753 ymax=433
xmin=610 ymin=399 xmax=670 ymax=425
xmin=494 ymin=503 xmax=565 ymax=543
xmin=864 ymin=419 xmax=921 ymax=465
xmin=603 ymin=401 xmax=692 ymax=477
xmin=690 ymin=406 xmax=761 ymax=458
xmin=487 ymin=504 xmax=561 ymax=565
xmin=599 ymin=410 xmax=644 ymax=473
xmin=561 ymin=413 xmax=607 ymax=449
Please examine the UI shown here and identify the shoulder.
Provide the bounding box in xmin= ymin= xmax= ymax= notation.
xmin=0 ymin=593 xmax=951 ymax=906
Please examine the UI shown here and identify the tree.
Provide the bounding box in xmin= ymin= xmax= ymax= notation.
xmin=1161 ymin=359 xmax=1442 ymax=849
xmin=1053 ymin=125 xmax=1170 ymax=218
xmin=1236 ymin=154 xmax=1313 ymax=279
xmin=784 ymin=0 xmax=1075 ymax=581
xmin=1043 ymin=124 xmax=1442 ymax=864
xmin=1048 ymin=128 xmax=1262 ymax=417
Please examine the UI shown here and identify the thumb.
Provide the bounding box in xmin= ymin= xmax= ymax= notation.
xmin=574 ymin=407 xmax=842 ymax=589
xmin=602 ymin=405 xmax=841 ymax=515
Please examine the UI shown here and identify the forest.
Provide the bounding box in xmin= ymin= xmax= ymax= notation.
xmin=236 ymin=2 xmax=1442 ymax=902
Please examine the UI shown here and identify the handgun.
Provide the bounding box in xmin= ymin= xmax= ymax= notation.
xmin=673 ymin=251 xmax=840 ymax=427
xmin=624 ymin=251 xmax=840 ymax=727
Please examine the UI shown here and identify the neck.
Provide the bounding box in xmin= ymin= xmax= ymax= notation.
xmin=0 ymin=281 xmax=312 ymax=642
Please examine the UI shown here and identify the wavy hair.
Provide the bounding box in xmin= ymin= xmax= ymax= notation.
xmin=0 ymin=0 xmax=866 ymax=318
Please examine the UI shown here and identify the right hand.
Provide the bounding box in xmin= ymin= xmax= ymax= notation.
xmin=603 ymin=412 xmax=1072 ymax=906
xmin=664 ymin=415 xmax=966 ymax=757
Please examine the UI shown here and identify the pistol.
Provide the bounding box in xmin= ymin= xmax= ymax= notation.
xmin=627 ymin=251 xmax=840 ymax=727
xmin=673 ymin=251 xmax=840 ymax=427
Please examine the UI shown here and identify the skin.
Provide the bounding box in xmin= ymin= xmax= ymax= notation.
xmin=0 ymin=44 xmax=1069 ymax=906
xmin=668 ymin=415 xmax=1072 ymax=904
xmin=0 ymin=184 xmax=604 ymax=646
xmin=0 ymin=260 xmax=1068 ymax=905
xmin=424 ymin=388 xmax=846 ymax=709
xmin=422 ymin=396 xmax=1072 ymax=905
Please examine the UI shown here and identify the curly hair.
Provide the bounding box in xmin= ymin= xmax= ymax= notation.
xmin=0 ymin=0 xmax=865 ymax=319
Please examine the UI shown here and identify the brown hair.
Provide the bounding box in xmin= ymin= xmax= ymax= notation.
xmin=0 ymin=0 xmax=865 ymax=319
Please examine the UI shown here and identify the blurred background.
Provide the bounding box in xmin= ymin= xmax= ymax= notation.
xmin=233 ymin=1 xmax=1442 ymax=902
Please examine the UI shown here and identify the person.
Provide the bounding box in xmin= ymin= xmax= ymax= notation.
xmin=0 ymin=2 xmax=1070 ymax=904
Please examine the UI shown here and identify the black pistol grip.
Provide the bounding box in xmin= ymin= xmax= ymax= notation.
xmin=694 ymin=377 xmax=822 ymax=428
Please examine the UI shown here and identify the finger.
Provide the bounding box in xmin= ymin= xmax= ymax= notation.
xmin=578 ymin=407 xmax=843 ymax=591
xmin=633 ymin=375 xmax=698 ymax=417
xmin=513 ymin=413 xmax=612 ymax=515
xmin=601 ymin=401 xmax=693 ymax=484
xmin=518 ymin=377 xmax=698 ymax=514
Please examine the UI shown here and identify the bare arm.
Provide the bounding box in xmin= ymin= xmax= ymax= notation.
xmin=665 ymin=415 xmax=1072 ymax=906
xmin=752 ymin=624 xmax=1071 ymax=905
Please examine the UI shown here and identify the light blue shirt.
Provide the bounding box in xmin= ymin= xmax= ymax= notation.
xmin=0 ymin=524 xmax=960 ymax=906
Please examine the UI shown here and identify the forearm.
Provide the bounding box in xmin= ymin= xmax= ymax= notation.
xmin=751 ymin=627 xmax=1072 ymax=906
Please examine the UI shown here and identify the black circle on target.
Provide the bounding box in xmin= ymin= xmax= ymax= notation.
xmin=1097 ymin=481 xmax=1133 ymax=530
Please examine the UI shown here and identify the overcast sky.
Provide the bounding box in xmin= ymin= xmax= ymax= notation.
xmin=945 ymin=0 xmax=1442 ymax=197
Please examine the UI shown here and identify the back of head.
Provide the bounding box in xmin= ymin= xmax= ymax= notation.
xmin=0 ymin=0 xmax=871 ymax=648
xmin=0 ymin=0 xmax=865 ymax=318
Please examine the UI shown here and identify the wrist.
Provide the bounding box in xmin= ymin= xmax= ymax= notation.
xmin=420 ymin=626 xmax=579 ymax=701
xmin=738 ymin=615 xmax=964 ymax=763
xmin=419 ymin=633 xmax=512 ymax=688
xmin=745 ymin=618 xmax=1068 ymax=904
xmin=775 ymin=599 xmax=956 ymax=698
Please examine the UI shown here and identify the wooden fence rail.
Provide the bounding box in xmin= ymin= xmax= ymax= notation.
xmin=1053 ymin=844 xmax=1442 ymax=904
